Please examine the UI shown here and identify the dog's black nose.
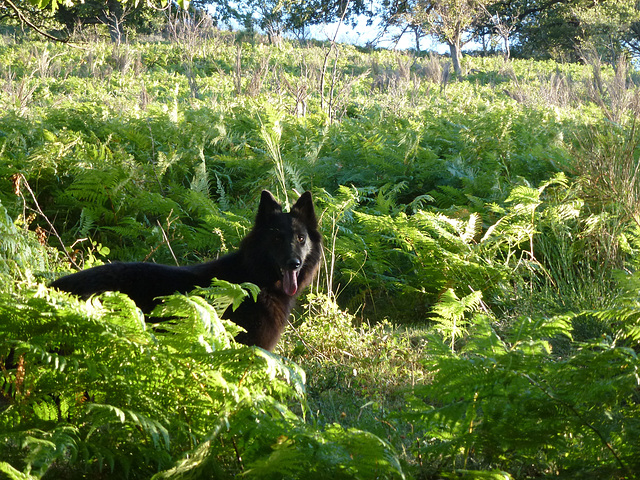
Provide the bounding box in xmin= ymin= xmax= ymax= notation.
xmin=287 ymin=259 xmax=302 ymax=270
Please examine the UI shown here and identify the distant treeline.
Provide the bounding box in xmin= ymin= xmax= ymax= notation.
xmin=1 ymin=0 xmax=639 ymax=64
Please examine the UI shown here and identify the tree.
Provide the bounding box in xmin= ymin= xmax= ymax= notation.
xmin=416 ymin=0 xmax=487 ymax=75
xmin=374 ymin=0 xmax=429 ymax=51
xmin=625 ymin=17 xmax=640 ymax=56
xmin=570 ymin=0 xmax=640 ymax=59
xmin=216 ymin=0 xmax=287 ymax=43
xmin=55 ymin=0 xmax=150 ymax=43
xmin=374 ymin=0 xmax=489 ymax=61
xmin=0 ymin=0 xmax=189 ymax=42
xmin=480 ymin=3 xmax=519 ymax=58
xmin=202 ymin=0 xmax=373 ymax=42
xmin=482 ymin=0 xmax=640 ymax=61
xmin=0 ymin=0 xmax=67 ymax=41
xmin=284 ymin=0 xmax=373 ymax=32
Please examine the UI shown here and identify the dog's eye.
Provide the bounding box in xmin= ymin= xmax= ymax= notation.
xmin=297 ymin=234 xmax=306 ymax=244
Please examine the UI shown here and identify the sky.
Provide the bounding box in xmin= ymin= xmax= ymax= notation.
xmin=212 ymin=3 xmax=450 ymax=53
xmin=307 ymin=16 xmax=447 ymax=52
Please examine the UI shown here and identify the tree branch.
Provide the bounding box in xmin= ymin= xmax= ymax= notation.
xmin=2 ymin=0 xmax=69 ymax=43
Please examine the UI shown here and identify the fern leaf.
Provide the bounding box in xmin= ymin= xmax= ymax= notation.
xmin=432 ymin=288 xmax=483 ymax=352
xmin=0 ymin=461 xmax=39 ymax=480
xmin=190 ymin=154 xmax=210 ymax=196
xmin=462 ymin=212 xmax=481 ymax=244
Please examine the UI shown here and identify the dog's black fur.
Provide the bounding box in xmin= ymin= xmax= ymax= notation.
xmin=51 ymin=191 xmax=322 ymax=351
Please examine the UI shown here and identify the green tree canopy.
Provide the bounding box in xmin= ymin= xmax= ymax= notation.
xmin=0 ymin=0 xmax=188 ymax=41
xmin=479 ymin=0 xmax=640 ymax=60
xmin=200 ymin=0 xmax=374 ymax=42
xmin=404 ymin=0 xmax=488 ymax=74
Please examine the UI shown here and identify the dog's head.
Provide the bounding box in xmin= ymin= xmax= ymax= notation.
xmin=249 ymin=190 xmax=321 ymax=296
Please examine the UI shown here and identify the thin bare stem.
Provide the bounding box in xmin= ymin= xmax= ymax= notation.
xmin=320 ymin=0 xmax=351 ymax=114
xmin=15 ymin=173 xmax=80 ymax=269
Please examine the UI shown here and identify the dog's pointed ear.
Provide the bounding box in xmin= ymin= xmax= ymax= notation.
xmin=291 ymin=191 xmax=317 ymax=229
xmin=256 ymin=190 xmax=282 ymax=225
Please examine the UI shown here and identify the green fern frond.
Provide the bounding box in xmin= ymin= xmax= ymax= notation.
xmin=214 ymin=172 xmax=232 ymax=210
xmin=504 ymin=185 xmax=540 ymax=206
xmin=432 ymin=289 xmax=483 ymax=352
xmin=283 ymin=162 xmax=306 ymax=194
xmin=155 ymin=150 xmax=183 ymax=179
xmin=408 ymin=193 xmax=435 ymax=213
xmin=431 ymin=185 xmax=467 ymax=208
xmin=75 ymin=208 xmax=97 ymax=239
xmin=507 ymin=314 xmax=573 ymax=347
xmin=190 ymin=154 xmax=211 ymax=196
xmin=462 ymin=212 xmax=481 ymax=244
xmin=65 ymin=167 xmax=134 ymax=210
xmin=87 ymin=404 xmax=171 ymax=450
xmin=410 ymin=302 xmax=639 ymax=477
xmin=0 ymin=461 xmax=39 ymax=480
xmin=151 ymin=294 xmax=238 ymax=351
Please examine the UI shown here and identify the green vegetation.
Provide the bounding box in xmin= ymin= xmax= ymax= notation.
xmin=4 ymin=0 xmax=640 ymax=65
xmin=1 ymin=33 xmax=640 ymax=479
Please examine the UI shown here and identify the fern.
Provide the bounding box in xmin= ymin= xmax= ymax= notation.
xmin=431 ymin=288 xmax=483 ymax=352
xmin=0 ymin=461 xmax=39 ymax=480
xmin=190 ymin=152 xmax=210 ymax=196
xmin=407 ymin=303 xmax=639 ymax=478
xmin=74 ymin=207 xmax=97 ymax=240
xmin=0 ymin=199 xmax=57 ymax=277
xmin=5 ymin=37 xmax=640 ymax=480
xmin=155 ymin=150 xmax=183 ymax=180
xmin=259 ymin=115 xmax=289 ymax=206
xmin=283 ymin=162 xmax=306 ymax=194
xmin=334 ymin=198 xmax=507 ymax=321
xmin=214 ymin=172 xmax=232 ymax=210
xmin=0 ymin=210 xmax=402 ymax=479
xmin=0 ymin=280 xmax=316 ymax=477
xmin=587 ymin=270 xmax=640 ymax=344
xmin=155 ymin=420 xmax=405 ymax=480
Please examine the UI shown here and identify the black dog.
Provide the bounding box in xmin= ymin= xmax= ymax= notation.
xmin=51 ymin=190 xmax=322 ymax=351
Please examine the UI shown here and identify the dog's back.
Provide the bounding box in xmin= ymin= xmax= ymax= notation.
xmin=51 ymin=191 xmax=322 ymax=351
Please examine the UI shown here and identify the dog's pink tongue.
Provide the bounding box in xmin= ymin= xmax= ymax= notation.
xmin=282 ymin=270 xmax=298 ymax=296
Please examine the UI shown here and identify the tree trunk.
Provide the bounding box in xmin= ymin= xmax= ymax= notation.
xmin=448 ymin=40 xmax=462 ymax=76
xmin=106 ymin=0 xmax=124 ymax=44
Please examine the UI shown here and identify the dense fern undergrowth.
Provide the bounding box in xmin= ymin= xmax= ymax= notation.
xmin=1 ymin=31 xmax=640 ymax=479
